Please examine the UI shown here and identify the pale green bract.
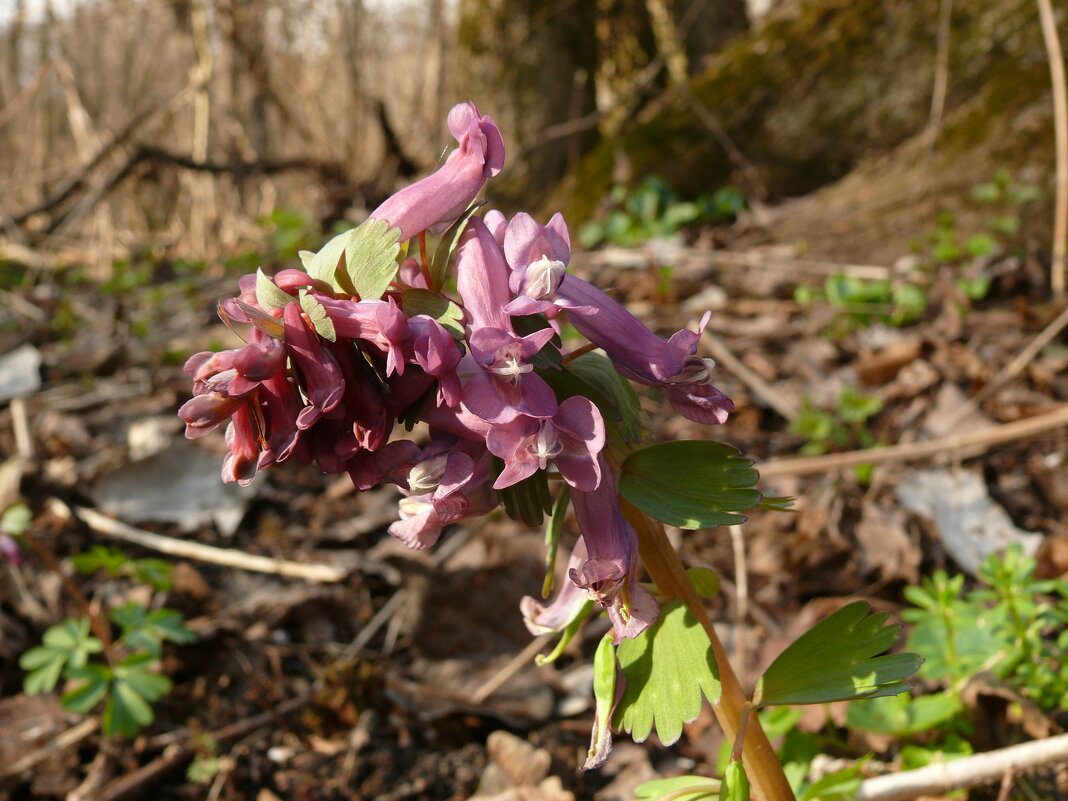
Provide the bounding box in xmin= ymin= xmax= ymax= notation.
xmin=303 ymin=218 xmax=402 ymax=300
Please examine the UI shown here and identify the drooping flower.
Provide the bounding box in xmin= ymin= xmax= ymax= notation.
xmin=370 ymin=102 xmax=505 ymax=242
xmin=556 ymin=278 xmax=734 ymax=424
xmin=520 ymin=538 xmax=592 ymax=636
xmin=569 ymin=456 xmax=659 ymax=643
xmin=500 ymin=212 xmax=595 ymax=318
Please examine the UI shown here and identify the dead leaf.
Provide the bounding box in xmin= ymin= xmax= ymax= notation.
xmin=855 ymin=501 xmax=920 ymax=584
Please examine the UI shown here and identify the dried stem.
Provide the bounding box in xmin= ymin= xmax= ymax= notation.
xmin=1036 ymin=0 xmax=1068 ymax=297
xmin=622 ymin=499 xmax=796 ymax=801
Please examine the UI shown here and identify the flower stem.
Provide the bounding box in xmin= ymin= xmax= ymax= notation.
xmin=621 ymin=499 xmax=796 ymax=801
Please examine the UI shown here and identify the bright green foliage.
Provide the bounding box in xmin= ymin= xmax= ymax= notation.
xmin=588 ymin=635 xmax=617 ymax=767
xmin=579 ymin=176 xmax=746 ymax=249
xmin=302 ymin=218 xmax=402 ymax=300
xmin=111 ymin=602 xmax=196 ymax=657
xmin=904 ymin=546 xmax=1068 ymax=711
xmin=497 ymin=465 xmax=553 ymax=526
xmin=614 ymin=598 xmax=721 ymax=745
xmin=72 ymin=545 xmax=175 ymax=592
xmin=846 ymin=692 xmax=961 ymax=735
xmin=796 ymin=762 xmax=864 ymax=801
xmin=755 ymin=601 xmax=921 ymax=707
xmin=795 ymin=273 xmax=927 ymax=332
xmin=619 ymin=441 xmax=761 ymax=529
xmin=789 ymin=386 xmax=882 ymax=458
xmin=21 ymin=599 xmax=194 ymax=736
xmin=20 ymin=618 xmax=104 ymax=695
xmin=633 ymin=775 xmax=720 ymax=801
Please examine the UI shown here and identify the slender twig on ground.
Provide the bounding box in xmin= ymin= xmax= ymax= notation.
xmin=856 ymin=732 xmax=1068 ymax=801
xmin=938 ymin=304 xmax=1068 ymax=432
xmin=729 ymin=524 xmax=749 ymax=689
xmin=471 ymin=634 xmax=553 ymax=705
xmin=1036 ymin=0 xmax=1068 ymax=297
xmin=703 ymin=332 xmax=799 ymax=421
xmin=71 ymin=504 xmax=348 ymax=583
xmin=758 ymin=404 xmax=1068 ymax=479
xmin=922 ymin=0 xmax=953 ymax=149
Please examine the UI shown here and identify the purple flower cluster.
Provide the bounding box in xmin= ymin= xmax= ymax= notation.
xmin=180 ymin=102 xmax=732 ymax=643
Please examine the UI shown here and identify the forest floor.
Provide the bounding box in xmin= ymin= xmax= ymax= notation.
xmin=2 ymin=192 xmax=1068 ymax=801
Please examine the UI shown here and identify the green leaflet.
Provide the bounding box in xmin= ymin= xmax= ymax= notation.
xmin=542 ymin=485 xmax=570 ymax=597
xmin=255 ymin=268 xmax=293 ymax=311
xmin=539 ymin=352 xmax=641 ymax=448
xmin=755 ymin=601 xmax=922 ymax=707
xmin=304 ymin=218 xmax=402 ymax=299
xmin=299 ymin=290 xmax=337 ymax=342
xmin=614 ymin=598 xmax=721 ymax=745
xmin=619 ymin=441 xmax=760 ymax=529
xmin=429 ymin=201 xmax=484 ymax=291
xmin=400 ymin=288 xmax=466 ymax=340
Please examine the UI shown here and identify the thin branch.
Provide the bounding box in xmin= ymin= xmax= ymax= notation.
xmin=0 ymin=717 xmax=100 ymax=780
xmin=72 ymin=505 xmax=348 ymax=583
xmin=856 ymin=732 xmax=1068 ymax=801
xmin=703 ymin=331 xmax=799 ymax=421
xmin=922 ymin=0 xmax=953 ymax=149
xmin=758 ymin=403 xmax=1068 ymax=479
xmin=1036 ymin=0 xmax=1068 ymax=297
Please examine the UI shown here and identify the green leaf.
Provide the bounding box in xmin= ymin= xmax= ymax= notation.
xmin=755 ymin=601 xmax=922 ymax=706
xmin=846 ymin=691 xmax=961 ymax=736
xmin=299 ymin=290 xmax=336 ymax=342
xmin=72 ymin=545 xmax=129 ymax=577
xmin=429 ymin=201 xmax=483 ymax=291
xmin=21 ymin=648 xmax=67 ymax=694
xmin=561 ymin=352 xmax=642 ymax=447
xmin=400 ymin=288 xmax=466 ymax=340
xmin=128 ymin=558 xmax=174 ymax=591
xmin=687 ymin=567 xmax=720 ymax=598
xmin=314 ymin=219 xmax=402 ymax=299
xmin=619 ymin=442 xmax=760 ymax=529
xmin=62 ymin=663 xmax=111 ymax=714
xmin=255 ymin=268 xmax=294 ymax=311
xmin=797 ymin=761 xmax=865 ymax=801
xmin=104 ymin=678 xmax=155 ymax=737
xmin=633 ymin=775 xmax=721 ymax=801
xmin=113 ymin=603 xmax=196 ymax=656
xmin=0 ymin=502 xmax=32 ymax=535
xmin=586 ymin=635 xmax=617 ymax=767
xmin=22 ymin=619 xmax=104 ymax=695
xmin=116 ymin=658 xmax=172 ymax=702
xmin=542 ymin=485 xmax=570 ymax=597
xmin=614 ymin=598 xmax=721 ymax=745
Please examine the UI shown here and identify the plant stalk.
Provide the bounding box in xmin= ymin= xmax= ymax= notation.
xmin=622 ymin=500 xmax=796 ymax=801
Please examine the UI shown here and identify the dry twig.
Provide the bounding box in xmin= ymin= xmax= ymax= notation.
xmin=71 ymin=505 xmax=348 ymax=583
xmin=1036 ymin=0 xmax=1068 ymax=297
xmin=758 ymin=404 xmax=1068 ymax=479
xmin=0 ymin=717 xmax=100 ymax=781
xmin=856 ymin=732 xmax=1068 ymax=801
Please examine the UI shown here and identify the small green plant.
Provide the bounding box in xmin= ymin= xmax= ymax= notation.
xmin=847 ymin=546 xmax=1068 ymax=759
xmin=789 ymin=386 xmax=883 ymax=456
xmin=579 ymin=176 xmax=745 ymax=248
xmin=794 ymin=273 xmax=927 ymax=333
xmin=19 ymin=548 xmax=195 ymax=737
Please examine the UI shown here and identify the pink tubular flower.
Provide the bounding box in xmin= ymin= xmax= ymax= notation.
xmin=556 ymin=277 xmax=734 ymax=424
xmin=370 ymin=102 xmax=505 ymax=242
xmin=282 ymin=303 xmax=345 ymax=430
xmin=456 ymin=217 xmax=513 ymax=334
xmin=569 ymin=456 xmax=659 ymax=643
xmin=388 ymin=448 xmax=496 ymax=549
xmin=520 ymin=538 xmax=591 ymax=635
xmin=408 ymin=315 xmax=463 ymax=407
xmin=486 ymin=397 xmax=605 ymax=491
xmin=500 ymin=212 xmax=595 ymax=318
xmin=317 ymin=295 xmax=411 ymax=376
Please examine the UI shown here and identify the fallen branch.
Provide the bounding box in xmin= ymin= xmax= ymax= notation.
xmin=758 ymin=404 xmax=1068 ymax=479
xmin=856 ymin=732 xmax=1068 ymax=801
xmin=71 ymin=505 xmax=348 ymax=583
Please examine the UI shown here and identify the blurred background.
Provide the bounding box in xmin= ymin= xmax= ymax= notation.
xmin=3 ymin=1 xmax=1068 ymax=800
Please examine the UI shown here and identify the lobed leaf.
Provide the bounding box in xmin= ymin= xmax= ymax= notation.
xmin=755 ymin=601 xmax=922 ymax=707
xmin=619 ymin=441 xmax=760 ymax=529
xmin=255 ymin=268 xmax=294 ymax=311
xmin=633 ymin=775 xmax=721 ymax=801
xmin=614 ymin=598 xmax=721 ymax=745
xmin=299 ymin=290 xmax=337 ymax=342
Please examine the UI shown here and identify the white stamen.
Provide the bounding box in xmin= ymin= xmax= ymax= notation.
xmin=529 ymin=423 xmax=563 ymax=470
xmin=488 ymin=353 xmax=533 ymax=386
xmin=408 ymin=454 xmax=449 ymax=493
xmin=524 ymin=257 xmax=566 ymax=299
xmin=398 ymin=496 xmax=434 ymax=517
xmin=669 ymin=357 xmax=716 ymax=384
